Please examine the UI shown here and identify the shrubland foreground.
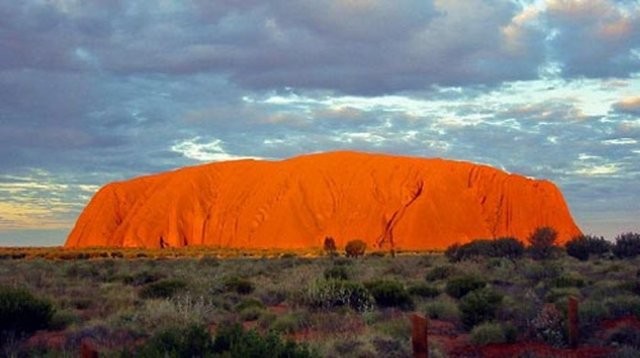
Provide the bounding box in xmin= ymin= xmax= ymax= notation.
xmin=2 ymin=232 xmax=640 ymax=357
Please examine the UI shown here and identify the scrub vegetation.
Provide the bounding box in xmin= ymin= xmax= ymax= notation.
xmin=0 ymin=231 xmax=639 ymax=356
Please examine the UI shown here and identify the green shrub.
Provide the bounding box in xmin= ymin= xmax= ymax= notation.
xmin=424 ymin=299 xmax=460 ymax=321
xmin=446 ymin=237 xmax=524 ymax=262
xmin=613 ymin=233 xmax=640 ymax=259
xmin=212 ymin=323 xmax=316 ymax=357
xmin=565 ymin=235 xmax=612 ymax=261
xmin=491 ymin=237 xmax=525 ymax=260
xmin=364 ymin=280 xmax=414 ymax=310
xmin=527 ymin=227 xmax=558 ymax=260
xmin=235 ymin=298 xmax=266 ymax=312
xmin=139 ymin=279 xmax=188 ymax=299
xmin=544 ymin=288 xmax=581 ymax=303
xmin=240 ymin=306 xmax=265 ymax=321
xmin=271 ymin=312 xmax=308 ymax=334
xmin=345 ymin=240 xmax=366 ymax=258
xmin=550 ymin=275 xmax=586 ymax=288
xmin=137 ymin=324 xmax=213 ymax=357
xmin=521 ymin=260 xmax=563 ymax=282
xmin=324 ymin=266 xmax=349 ymax=280
xmin=579 ymin=300 xmax=608 ymax=332
xmin=470 ymin=322 xmax=507 ymax=345
xmin=459 ymin=288 xmax=503 ymax=328
xmin=445 ymin=276 xmax=486 ymax=299
xmin=604 ymin=295 xmax=640 ymax=319
xmin=323 ymin=236 xmax=337 ymax=256
xmin=224 ymin=276 xmax=255 ymax=295
xmin=303 ymin=279 xmax=373 ymax=312
xmin=407 ymin=283 xmax=440 ymax=298
xmin=0 ymin=286 xmax=54 ymax=339
xmin=425 ymin=265 xmax=457 ymax=282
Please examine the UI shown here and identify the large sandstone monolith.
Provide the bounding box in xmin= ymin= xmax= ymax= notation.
xmin=65 ymin=151 xmax=581 ymax=249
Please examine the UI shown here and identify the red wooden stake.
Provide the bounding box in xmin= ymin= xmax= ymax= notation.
xmin=568 ymin=296 xmax=579 ymax=349
xmin=411 ymin=313 xmax=428 ymax=358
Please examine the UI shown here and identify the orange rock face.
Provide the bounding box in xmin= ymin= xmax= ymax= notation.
xmin=65 ymin=151 xmax=581 ymax=250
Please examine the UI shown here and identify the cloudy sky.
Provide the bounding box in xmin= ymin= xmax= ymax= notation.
xmin=1 ymin=0 xmax=639 ymax=246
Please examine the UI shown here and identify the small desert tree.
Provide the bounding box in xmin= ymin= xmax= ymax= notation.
xmin=527 ymin=226 xmax=558 ymax=260
xmin=612 ymin=232 xmax=640 ymax=259
xmin=323 ymin=236 xmax=337 ymax=257
xmin=345 ymin=239 xmax=367 ymax=258
xmin=565 ymin=235 xmax=612 ymax=261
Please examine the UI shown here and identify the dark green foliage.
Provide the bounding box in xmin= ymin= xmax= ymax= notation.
xmin=445 ymin=275 xmax=486 ymax=299
xmin=212 ymin=323 xmax=316 ymax=358
xmin=0 ymin=286 xmax=54 ymax=340
xmin=124 ymin=270 xmax=165 ymax=286
xmin=224 ymin=276 xmax=255 ymax=295
xmin=323 ymin=236 xmax=337 ymax=256
xmin=304 ymin=279 xmax=373 ymax=312
xmin=407 ymin=283 xmax=440 ymax=298
xmin=364 ymin=280 xmax=414 ymax=310
xmin=139 ymin=279 xmax=187 ymax=299
xmin=565 ymin=235 xmax=612 ymax=261
xmin=613 ymin=233 xmax=640 ymax=259
xmin=491 ymin=237 xmax=526 ymax=260
xmin=527 ymin=227 xmax=558 ymax=260
xmin=324 ymin=266 xmax=349 ymax=280
xmin=345 ymin=240 xmax=366 ymax=258
xmin=459 ymin=288 xmax=503 ymax=328
xmin=138 ymin=324 xmax=213 ymax=357
xmin=235 ymin=298 xmax=265 ymax=312
xmin=425 ymin=265 xmax=457 ymax=281
xmin=549 ymin=275 xmax=586 ymax=288
xmin=445 ymin=237 xmax=524 ymax=262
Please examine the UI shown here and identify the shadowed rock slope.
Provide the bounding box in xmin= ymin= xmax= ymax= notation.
xmin=65 ymin=151 xmax=581 ymax=250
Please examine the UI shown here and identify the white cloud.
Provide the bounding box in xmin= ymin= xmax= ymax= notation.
xmin=171 ymin=137 xmax=262 ymax=162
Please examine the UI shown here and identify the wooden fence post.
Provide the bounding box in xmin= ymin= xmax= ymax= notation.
xmin=411 ymin=313 xmax=428 ymax=358
xmin=568 ymin=296 xmax=579 ymax=349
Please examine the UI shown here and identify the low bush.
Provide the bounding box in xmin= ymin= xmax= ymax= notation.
xmin=235 ymin=298 xmax=265 ymax=312
xmin=364 ymin=280 xmax=414 ymax=310
xmin=445 ymin=276 xmax=486 ymax=299
xmin=445 ymin=237 xmax=525 ymax=262
xmin=224 ymin=276 xmax=255 ymax=295
xmin=270 ymin=312 xmax=309 ymax=334
xmin=579 ymin=300 xmax=608 ymax=333
xmin=459 ymin=288 xmax=503 ymax=328
xmin=137 ymin=324 xmax=213 ymax=357
xmin=424 ymin=299 xmax=460 ymax=321
xmin=470 ymin=322 xmax=507 ymax=345
xmin=603 ymin=295 xmax=640 ymax=319
xmin=407 ymin=283 xmax=440 ymax=298
xmin=303 ymin=279 xmax=373 ymax=312
xmin=565 ymin=235 xmax=612 ymax=261
xmin=139 ymin=279 xmax=188 ymax=299
xmin=0 ymin=286 xmax=54 ymax=339
xmin=549 ymin=275 xmax=586 ymax=288
xmin=527 ymin=227 xmax=558 ymax=260
xmin=323 ymin=236 xmax=337 ymax=256
xmin=425 ymin=265 xmax=457 ymax=282
xmin=345 ymin=240 xmax=367 ymax=258
xmin=324 ymin=266 xmax=349 ymax=280
xmin=212 ymin=323 xmax=316 ymax=357
xmin=613 ymin=233 xmax=640 ymax=259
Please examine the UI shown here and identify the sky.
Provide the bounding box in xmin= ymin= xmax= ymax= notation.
xmin=0 ymin=0 xmax=639 ymax=246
